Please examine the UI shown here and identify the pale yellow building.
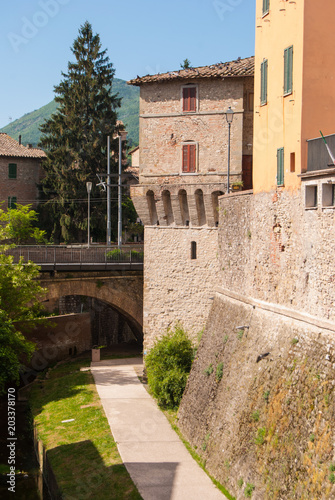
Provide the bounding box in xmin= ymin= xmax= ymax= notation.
xmin=253 ymin=0 xmax=335 ymax=193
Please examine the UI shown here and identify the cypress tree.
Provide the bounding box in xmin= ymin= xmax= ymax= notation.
xmin=39 ymin=21 xmax=123 ymax=243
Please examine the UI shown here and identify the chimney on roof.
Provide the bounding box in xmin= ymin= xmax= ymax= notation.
xmin=19 ymin=135 xmax=21 ymax=145
xmin=27 ymin=144 xmax=33 ymax=149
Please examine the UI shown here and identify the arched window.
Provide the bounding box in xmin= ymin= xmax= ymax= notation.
xmin=162 ymin=190 xmax=174 ymax=225
xmin=195 ymin=189 xmax=206 ymax=226
xmin=212 ymin=191 xmax=224 ymax=226
xmin=146 ymin=190 xmax=158 ymax=225
xmin=178 ymin=189 xmax=190 ymax=226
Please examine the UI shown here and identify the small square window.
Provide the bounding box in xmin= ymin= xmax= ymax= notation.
xmin=322 ymin=183 xmax=335 ymax=207
xmin=305 ymin=185 xmax=317 ymax=208
xmin=8 ymin=163 xmax=17 ymax=179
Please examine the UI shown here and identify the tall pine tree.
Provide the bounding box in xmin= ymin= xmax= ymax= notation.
xmin=39 ymin=22 xmax=123 ymax=243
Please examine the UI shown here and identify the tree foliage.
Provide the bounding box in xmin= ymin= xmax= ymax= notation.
xmin=0 ymin=205 xmax=46 ymax=393
xmin=145 ymin=324 xmax=194 ymax=409
xmin=39 ymin=21 xmax=134 ymax=243
xmin=180 ymin=58 xmax=192 ymax=69
xmin=0 ymin=203 xmax=46 ymax=244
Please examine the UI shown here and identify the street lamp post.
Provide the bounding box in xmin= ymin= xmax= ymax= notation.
xmin=225 ymin=106 xmax=234 ymax=194
xmin=118 ymin=130 xmax=128 ymax=249
xmin=86 ymin=182 xmax=92 ymax=248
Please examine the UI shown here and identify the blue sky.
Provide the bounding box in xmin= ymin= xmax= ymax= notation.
xmin=0 ymin=0 xmax=255 ymax=128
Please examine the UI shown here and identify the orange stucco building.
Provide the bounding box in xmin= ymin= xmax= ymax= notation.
xmin=253 ymin=0 xmax=335 ymax=193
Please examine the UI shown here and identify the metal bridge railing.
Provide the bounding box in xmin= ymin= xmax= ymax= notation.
xmin=7 ymin=245 xmax=144 ymax=266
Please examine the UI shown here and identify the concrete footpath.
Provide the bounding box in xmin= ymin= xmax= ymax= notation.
xmin=90 ymin=357 xmax=225 ymax=500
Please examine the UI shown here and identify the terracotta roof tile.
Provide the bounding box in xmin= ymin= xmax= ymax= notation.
xmin=128 ymin=56 xmax=254 ymax=86
xmin=0 ymin=133 xmax=46 ymax=159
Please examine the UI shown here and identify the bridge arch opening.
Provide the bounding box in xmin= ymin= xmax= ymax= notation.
xmin=43 ymin=294 xmax=143 ymax=348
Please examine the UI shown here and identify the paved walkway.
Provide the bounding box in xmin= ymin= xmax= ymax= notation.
xmin=90 ymin=358 xmax=225 ymax=500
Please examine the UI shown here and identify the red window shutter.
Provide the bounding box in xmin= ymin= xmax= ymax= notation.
xmin=182 ymin=144 xmax=196 ymax=172
xmin=189 ymin=144 xmax=196 ymax=172
xmin=183 ymin=87 xmax=196 ymax=112
xmin=189 ymin=87 xmax=196 ymax=112
xmin=182 ymin=145 xmax=189 ymax=171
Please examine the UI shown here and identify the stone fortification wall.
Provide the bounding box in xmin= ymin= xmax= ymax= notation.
xmin=219 ymin=188 xmax=335 ymax=323
xmin=143 ymin=226 xmax=220 ymax=350
xmin=178 ymin=291 xmax=335 ymax=499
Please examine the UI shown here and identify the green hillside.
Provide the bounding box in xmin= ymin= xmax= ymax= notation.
xmin=0 ymin=78 xmax=139 ymax=148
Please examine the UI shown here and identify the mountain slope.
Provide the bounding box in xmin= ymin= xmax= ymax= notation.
xmin=0 ymin=78 xmax=139 ymax=147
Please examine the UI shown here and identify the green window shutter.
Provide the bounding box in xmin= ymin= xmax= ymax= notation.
xmin=261 ymin=59 xmax=268 ymax=105
xmin=277 ymin=148 xmax=284 ymax=186
xmin=8 ymin=163 xmax=17 ymax=179
xmin=262 ymin=0 xmax=269 ymax=15
xmin=284 ymin=46 xmax=293 ymax=95
xmin=8 ymin=196 xmax=17 ymax=209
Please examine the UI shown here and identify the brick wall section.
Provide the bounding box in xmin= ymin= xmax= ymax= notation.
xmin=143 ymin=226 xmax=220 ymax=350
xmin=139 ymin=78 xmax=252 ymax=181
xmin=0 ymin=156 xmax=43 ymax=207
xmin=219 ymin=186 xmax=335 ymax=322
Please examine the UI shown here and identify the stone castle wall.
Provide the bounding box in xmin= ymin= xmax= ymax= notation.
xmin=143 ymin=225 xmax=220 ymax=350
xmin=219 ymin=186 xmax=335 ymax=322
xmin=178 ymin=291 xmax=335 ymax=499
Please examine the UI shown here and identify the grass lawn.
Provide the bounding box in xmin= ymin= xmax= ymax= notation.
xmin=28 ymin=354 xmax=142 ymax=500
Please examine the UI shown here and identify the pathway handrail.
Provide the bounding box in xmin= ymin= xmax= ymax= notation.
xmin=6 ymin=245 xmax=144 ymax=265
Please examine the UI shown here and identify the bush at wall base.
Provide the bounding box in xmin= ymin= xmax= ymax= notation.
xmin=145 ymin=324 xmax=194 ymax=410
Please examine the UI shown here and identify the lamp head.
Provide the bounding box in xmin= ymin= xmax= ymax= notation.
xmin=226 ymin=106 xmax=234 ymax=124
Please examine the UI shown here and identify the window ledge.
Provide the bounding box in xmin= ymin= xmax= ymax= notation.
xmin=305 ymin=207 xmax=318 ymax=210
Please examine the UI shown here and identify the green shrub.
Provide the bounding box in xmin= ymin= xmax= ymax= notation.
xmin=107 ymin=248 xmax=124 ymax=260
xmin=254 ymin=427 xmax=266 ymax=445
xmin=238 ymin=478 xmax=244 ymax=489
xmin=216 ymin=362 xmax=224 ymax=382
xmin=204 ymin=364 xmax=214 ymax=377
xmin=244 ymin=483 xmax=255 ymax=497
xmin=251 ymin=410 xmax=260 ymax=422
xmin=145 ymin=324 xmax=194 ymax=409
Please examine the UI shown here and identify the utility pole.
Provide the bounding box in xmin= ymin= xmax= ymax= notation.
xmin=118 ymin=134 xmax=122 ymax=249
xmin=107 ymin=136 xmax=111 ymax=247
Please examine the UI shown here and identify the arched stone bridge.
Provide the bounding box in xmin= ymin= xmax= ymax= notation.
xmin=39 ymin=269 xmax=143 ymax=339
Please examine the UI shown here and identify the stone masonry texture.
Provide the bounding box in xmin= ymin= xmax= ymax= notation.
xmin=143 ymin=226 xmax=220 ymax=351
xmin=178 ymin=292 xmax=335 ymax=499
xmin=218 ymin=187 xmax=335 ymax=322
